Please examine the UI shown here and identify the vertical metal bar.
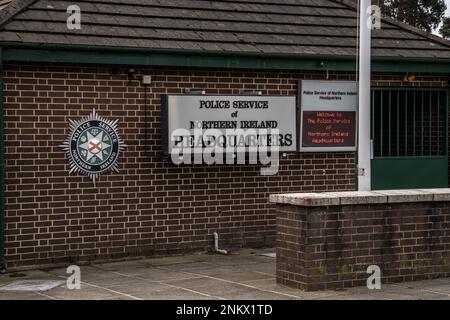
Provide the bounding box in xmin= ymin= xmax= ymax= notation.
xmin=413 ymin=91 xmax=416 ymax=156
xmin=389 ymin=90 xmax=392 ymax=157
xmin=397 ymin=90 xmax=400 ymax=157
xmin=445 ymin=91 xmax=449 ymax=158
xmin=430 ymin=91 xmax=432 ymax=156
xmin=371 ymin=90 xmax=375 ymax=141
xmin=422 ymin=91 xmax=424 ymax=156
xmin=380 ymin=90 xmax=383 ymax=157
xmin=405 ymin=90 xmax=408 ymax=156
xmin=438 ymin=91 xmax=440 ymax=156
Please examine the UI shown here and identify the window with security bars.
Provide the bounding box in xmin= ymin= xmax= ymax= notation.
xmin=371 ymin=89 xmax=448 ymax=158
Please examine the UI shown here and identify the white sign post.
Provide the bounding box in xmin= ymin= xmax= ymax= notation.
xmin=358 ymin=0 xmax=372 ymax=191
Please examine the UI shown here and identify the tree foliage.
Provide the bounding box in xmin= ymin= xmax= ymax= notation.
xmin=439 ymin=17 xmax=450 ymax=38
xmin=380 ymin=0 xmax=447 ymax=33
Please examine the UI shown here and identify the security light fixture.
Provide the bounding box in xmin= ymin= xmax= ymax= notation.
xmin=141 ymin=75 xmax=152 ymax=85
xmin=127 ymin=68 xmax=136 ymax=82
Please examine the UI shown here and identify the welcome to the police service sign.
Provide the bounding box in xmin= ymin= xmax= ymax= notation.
xmin=300 ymin=80 xmax=358 ymax=152
xmin=162 ymin=95 xmax=297 ymax=159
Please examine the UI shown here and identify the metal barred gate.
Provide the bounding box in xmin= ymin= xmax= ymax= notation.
xmin=371 ymin=88 xmax=448 ymax=190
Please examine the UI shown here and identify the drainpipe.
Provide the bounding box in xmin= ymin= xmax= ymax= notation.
xmin=0 ymin=47 xmax=5 ymax=271
xmin=358 ymin=0 xmax=372 ymax=191
xmin=213 ymin=232 xmax=228 ymax=255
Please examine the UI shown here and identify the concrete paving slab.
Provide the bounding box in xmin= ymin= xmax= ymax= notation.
xmin=43 ymin=283 xmax=135 ymax=300
xmin=122 ymin=286 xmax=219 ymax=300
xmin=367 ymin=290 xmax=450 ymax=300
xmin=175 ymin=266 xmax=238 ymax=277
xmin=200 ymin=258 xmax=274 ymax=269
xmin=239 ymin=278 xmax=347 ymax=299
xmin=163 ymin=276 xmax=263 ymax=298
xmin=48 ymin=267 xmax=135 ymax=287
xmin=318 ymin=294 xmax=383 ymax=300
xmin=237 ymin=262 xmax=276 ymax=275
xmin=93 ymin=261 xmax=151 ymax=276
xmin=393 ymin=278 xmax=450 ymax=289
xmin=47 ymin=266 xmax=101 ymax=279
xmin=131 ymin=271 xmax=204 ymax=282
xmin=183 ymin=267 xmax=274 ymax=283
xmin=0 ymin=270 xmax=60 ymax=284
xmin=96 ymin=260 xmax=147 ymax=270
xmin=193 ymin=271 xmax=274 ymax=283
xmin=140 ymin=254 xmax=210 ymax=266
xmin=0 ymin=279 xmax=64 ymax=292
xmin=345 ymin=283 xmax=448 ymax=300
xmin=230 ymin=290 xmax=299 ymax=300
xmin=96 ymin=295 xmax=137 ymax=300
xmin=162 ymin=276 xmax=303 ymax=300
xmin=152 ymin=261 xmax=218 ymax=272
xmin=405 ymin=284 xmax=450 ymax=296
xmin=105 ymin=279 xmax=172 ymax=292
xmin=78 ymin=276 xmax=142 ymax=287
xmin=0 ymin=291 xmax=52 ymax=300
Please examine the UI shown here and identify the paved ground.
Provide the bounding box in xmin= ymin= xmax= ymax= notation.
xmin=1 ymin=248 xmax=450 ymax=300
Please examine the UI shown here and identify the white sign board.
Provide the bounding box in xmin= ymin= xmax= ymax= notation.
xmin=301 ymin=80 xmax=358 ymax=111
xmin=162 ymin=95 xmax=297 ymax=157
xmin=300 ymin=80 xmax=358 ymax=152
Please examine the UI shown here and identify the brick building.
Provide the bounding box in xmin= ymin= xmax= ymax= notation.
xmin=0 ymin=0 xmax=450 ymax=270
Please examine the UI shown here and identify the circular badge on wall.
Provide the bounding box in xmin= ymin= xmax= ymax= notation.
xmin=60 ymin=109 xmax=127 ymax=183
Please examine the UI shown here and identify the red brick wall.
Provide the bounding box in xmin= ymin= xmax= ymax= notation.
xmin=3 ymin=63 xmax=448 ymax=269
xmin=2 ymin=63 xmax=358 ymax=268
xmin=276 ymin=201 xmax=450 ymax=291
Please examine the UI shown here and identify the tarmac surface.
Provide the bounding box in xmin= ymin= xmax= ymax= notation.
xmin=1 ymin=248 xmax=450 ymax=300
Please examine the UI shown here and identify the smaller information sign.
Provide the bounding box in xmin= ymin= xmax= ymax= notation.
xmin=300 ymin=80 xmax=358 ymax=152
xmin=301 ymin=111 xmax=356 ymax=148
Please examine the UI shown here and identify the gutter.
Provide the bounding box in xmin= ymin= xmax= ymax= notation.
xmin=0 ymin=41 xmax=357 ymax=60
xmin=1 ymin=42 xmax=450 ymax=73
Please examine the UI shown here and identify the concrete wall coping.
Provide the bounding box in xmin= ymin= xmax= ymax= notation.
xmin=269 ymin=189 xmax=450 ymax=206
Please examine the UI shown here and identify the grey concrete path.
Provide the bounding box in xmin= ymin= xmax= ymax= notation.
xmin=1 ymin=248 xmax=450 ymax=300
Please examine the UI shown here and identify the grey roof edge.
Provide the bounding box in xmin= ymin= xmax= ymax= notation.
xmin=4 ymin=41 xmax=450 ymax=65
xmin=334 ymin=0 xmax=450 ymax=49
xmin=0 ymin=0 xmax=36 ymax=28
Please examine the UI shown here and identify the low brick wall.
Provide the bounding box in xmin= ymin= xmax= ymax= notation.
xmin=270 ymin=190 xmax=450 ymax=291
